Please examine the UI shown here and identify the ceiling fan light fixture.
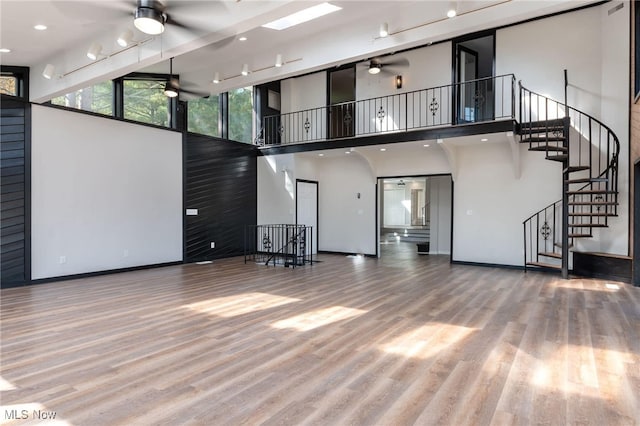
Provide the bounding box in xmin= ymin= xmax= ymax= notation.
xmin=117 ymin=29 xmax=133 ymax=47
xmin=86 ymin=42 xmax=102 ymax=60
xmin=368 ymin=63 xmax=382 ymax=74
xmin=163 ymin=81 xmax=178 ymax=98
xmin=134 ymin=6 xmax=166 ymax=35
xmin=379 ymin=22 xmax=389 ymax=38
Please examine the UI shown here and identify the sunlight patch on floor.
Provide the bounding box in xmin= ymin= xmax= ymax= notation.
xmin=184 ymin=292 xmax=301 ymax=317
xmin=271 ymin=306 xmax=367 ymax=331
xmin=380 ymin=323 xmax=477 ymax=359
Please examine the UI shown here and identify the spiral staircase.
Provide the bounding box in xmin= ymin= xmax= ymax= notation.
xmin=521 ymin=73 xmax=620 ymax=278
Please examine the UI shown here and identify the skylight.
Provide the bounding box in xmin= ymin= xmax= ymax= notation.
xmin=262 ymin=2 xmax=342 ymax=31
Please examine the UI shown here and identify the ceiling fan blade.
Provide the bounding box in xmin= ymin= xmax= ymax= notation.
xmin=50 ymin=1 xmax=132 ymax=22
xmin=382 ymin=58 xmax=410 ymax=68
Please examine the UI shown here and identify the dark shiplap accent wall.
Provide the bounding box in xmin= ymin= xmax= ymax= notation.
xmin=184 ymin=133 xmax=257 ymax=262
xmin=1 ymin=97 xmax=30 ymax=286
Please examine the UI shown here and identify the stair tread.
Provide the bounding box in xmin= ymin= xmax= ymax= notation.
xmin=538 ymin=252 xmax=562 ymax=259
xmin=566 ymin=190 xmax=616 ymax=195
xmin=569 ymin=223 xmax=608 ymax=228
xmin=565 ymin=166 xmax=591 ymax=173
xmin=565 ymin=177 xmax=608 ymax=184
xmin=568 ymin=233 xmax=593 ymax=238
xmin=546 ymin=154 xmax=568 ymax=162
xmin=568 ymin=202 xmax=618 ymax=206
xmin=526 ymin=261 xmax=561 ymax=270
xmin=529 ymin=146 xmax=568 ymax=153
xmin=521 ymin=136 xmax=565 ymax=142
xmin=522 ymin=118 xmax=565 ymax=128
xmin=568 ymin=213 xmax=617 ymax=217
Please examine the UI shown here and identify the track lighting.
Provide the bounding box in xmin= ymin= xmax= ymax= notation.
xmin=379 ymin=22 xmax=389 ymax=37
xmin=213 ymin=72 xmax=220 ymax=84
xmin=86 ymin=42 xmax=102 ymax=60
xmin=117 ymin=30 xmax=133 ymax=47
xmin=241 ymin=64 xmax=249 ymax=76
xmin=42 ymin=64 xmax=55 ymax=79
xmin=275 ymin=54 xmax=283 ymax=67
xmin=134 ymin=1 xmax=166 ymax=35
xmin=368 ymin=63 xmax=382 ymax=75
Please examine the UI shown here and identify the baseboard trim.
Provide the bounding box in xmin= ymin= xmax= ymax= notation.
xmin=451 ymin=260 xmax=525 ymax=271
xmin=318 ymin=250 xmax=377 ymax=258
xmin=9 ymin=261 xmax=184 ymax=288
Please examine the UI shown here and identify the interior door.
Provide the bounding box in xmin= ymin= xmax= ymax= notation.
xmin=296 ymin=180 xmax=318 ymax=254
xmin=328 ymin=66 xmax=355 ymax=139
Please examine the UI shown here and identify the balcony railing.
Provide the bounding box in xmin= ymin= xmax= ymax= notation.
xmin=258 ymin=74 xmax=516 ymax=146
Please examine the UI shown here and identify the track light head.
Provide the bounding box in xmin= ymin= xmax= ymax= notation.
xmin=117 ymin=29 xmax=133 ymax=47
xmin=241 ymin=64 xmax=249 ymax=76
xmin=42 ymin=63 xmax=55 ymax=79
xmin=379 ymin=22 xmax=388 ymax=37
xmin=447 ymin=2 xmax=457 ymax=18
xmin=134 ymin=2 xmax=166 ymax=35
xmin=213 ymin=72 xmax=220 ymax=84
xmin=87 ymin=42 xmax=102 ymax=60
xmin=275 ymin=54 xmax=283 ymax=68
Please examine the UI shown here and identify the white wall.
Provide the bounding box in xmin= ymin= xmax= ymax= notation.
xmin=316 ymin=154 xmax=376 ymax=254
xmin=453 ymin=143 xmax=561 ymax=266
xmin=429 ymin=176 xmax=452 ymax=255
xmin=31 ymin=105 xmax=183 ymax=279
xmin=257 ymin=154 xmax=296 ymax=225
xmin=280 ymin=72 xmax=328 ymax=143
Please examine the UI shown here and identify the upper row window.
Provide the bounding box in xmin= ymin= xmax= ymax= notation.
xmin=51 ymin=81 xmax=113 ymax=115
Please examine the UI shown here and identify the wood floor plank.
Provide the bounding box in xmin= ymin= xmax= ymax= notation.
xmin=1 ymin=244 xmax=638 ymax=425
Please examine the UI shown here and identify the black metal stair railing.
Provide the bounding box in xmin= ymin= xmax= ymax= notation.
xmin=521 ymin=82 xmax=620 ymax=273
xmin=259 ymin=74 xmax=516 ymax=146
xmin=244 ymin=224 xmax=313 ymax=268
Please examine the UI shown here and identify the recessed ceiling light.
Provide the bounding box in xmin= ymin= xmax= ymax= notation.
xmin=239 ymin=36 xmax=247 ymax=41
xmin=0 ymin=48 xmax=11 ymax=53
xmin=345 ymin=151 xmax=351 ymax=154
xmin=423 ymin=144 xmax=430 ymax=147
xmin=34 ymin=24 xmax=47 ymax=31
xmin=318 ymin=153 xmax=324 ymax=157
xmin=262 ymin=2 xmax=342 ymax=31
xmin=481 ymin=138 xmax=488 ymax=142
xmin=380 ymin=148 xmax=386 ymax=151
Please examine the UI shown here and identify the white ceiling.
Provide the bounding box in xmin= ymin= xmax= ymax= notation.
xmin=0 ymin=0 xmax=595 ymax=103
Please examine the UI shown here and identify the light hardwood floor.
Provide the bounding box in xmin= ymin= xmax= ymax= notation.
xmin=1 ymin=245 xmax=639 ymax=425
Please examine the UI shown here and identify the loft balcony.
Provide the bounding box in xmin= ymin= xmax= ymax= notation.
xmin=257 ymin=74 xmax=517 ymax=151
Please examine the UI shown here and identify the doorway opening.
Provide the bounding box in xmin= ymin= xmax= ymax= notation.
xmin=454 ymin=32 xmax=495 ymax=124
xmin=328 ymin=65 xmax=356 ymax=139
xmin=378 ymin=175 xmax=452 ymax=259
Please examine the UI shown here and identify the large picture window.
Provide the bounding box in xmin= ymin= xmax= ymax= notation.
xmin=188 ymin=95 xmax=220 ymax=137
xmin=123 ymin=78 xmax=171 ymax=127
xmin=51 ymin=81 xmax=113 ymax=115
xmin=228 ymin=86 xmax=254 ymax=143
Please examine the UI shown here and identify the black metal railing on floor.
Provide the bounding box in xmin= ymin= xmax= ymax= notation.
xmin=259 ymin=74 xmax=516 ymax=146
xmin=244 ymin=224 xmax=313 ymax=267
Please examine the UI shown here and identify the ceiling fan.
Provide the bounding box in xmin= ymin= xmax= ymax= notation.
xmin=163 ymin=57 xmax=209 ymax=99
xmin=362 ymin=57 xmax=410 ymax=75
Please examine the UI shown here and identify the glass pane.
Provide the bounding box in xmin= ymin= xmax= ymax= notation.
xmin=0 ymin=75 xmax=18 ymax=96
xmin=50 ymin=81 xmax=113 ymax=115
xmin=123 ymin=79 xmax=170 ymax=127
xmin=228 ymin=86 xmax=254 ymax=143
xmin=187 ymin=95 xmax=220 ymax=137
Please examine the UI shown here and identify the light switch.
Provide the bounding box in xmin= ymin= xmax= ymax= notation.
xmin=186 ymin=209 xmax=198 ymax=216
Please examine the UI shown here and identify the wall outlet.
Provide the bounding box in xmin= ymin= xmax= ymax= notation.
xmin=59 ymin=256 xmax=66 ymax=264
xmin=210 ymin=242 xmax=215 ymax=249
